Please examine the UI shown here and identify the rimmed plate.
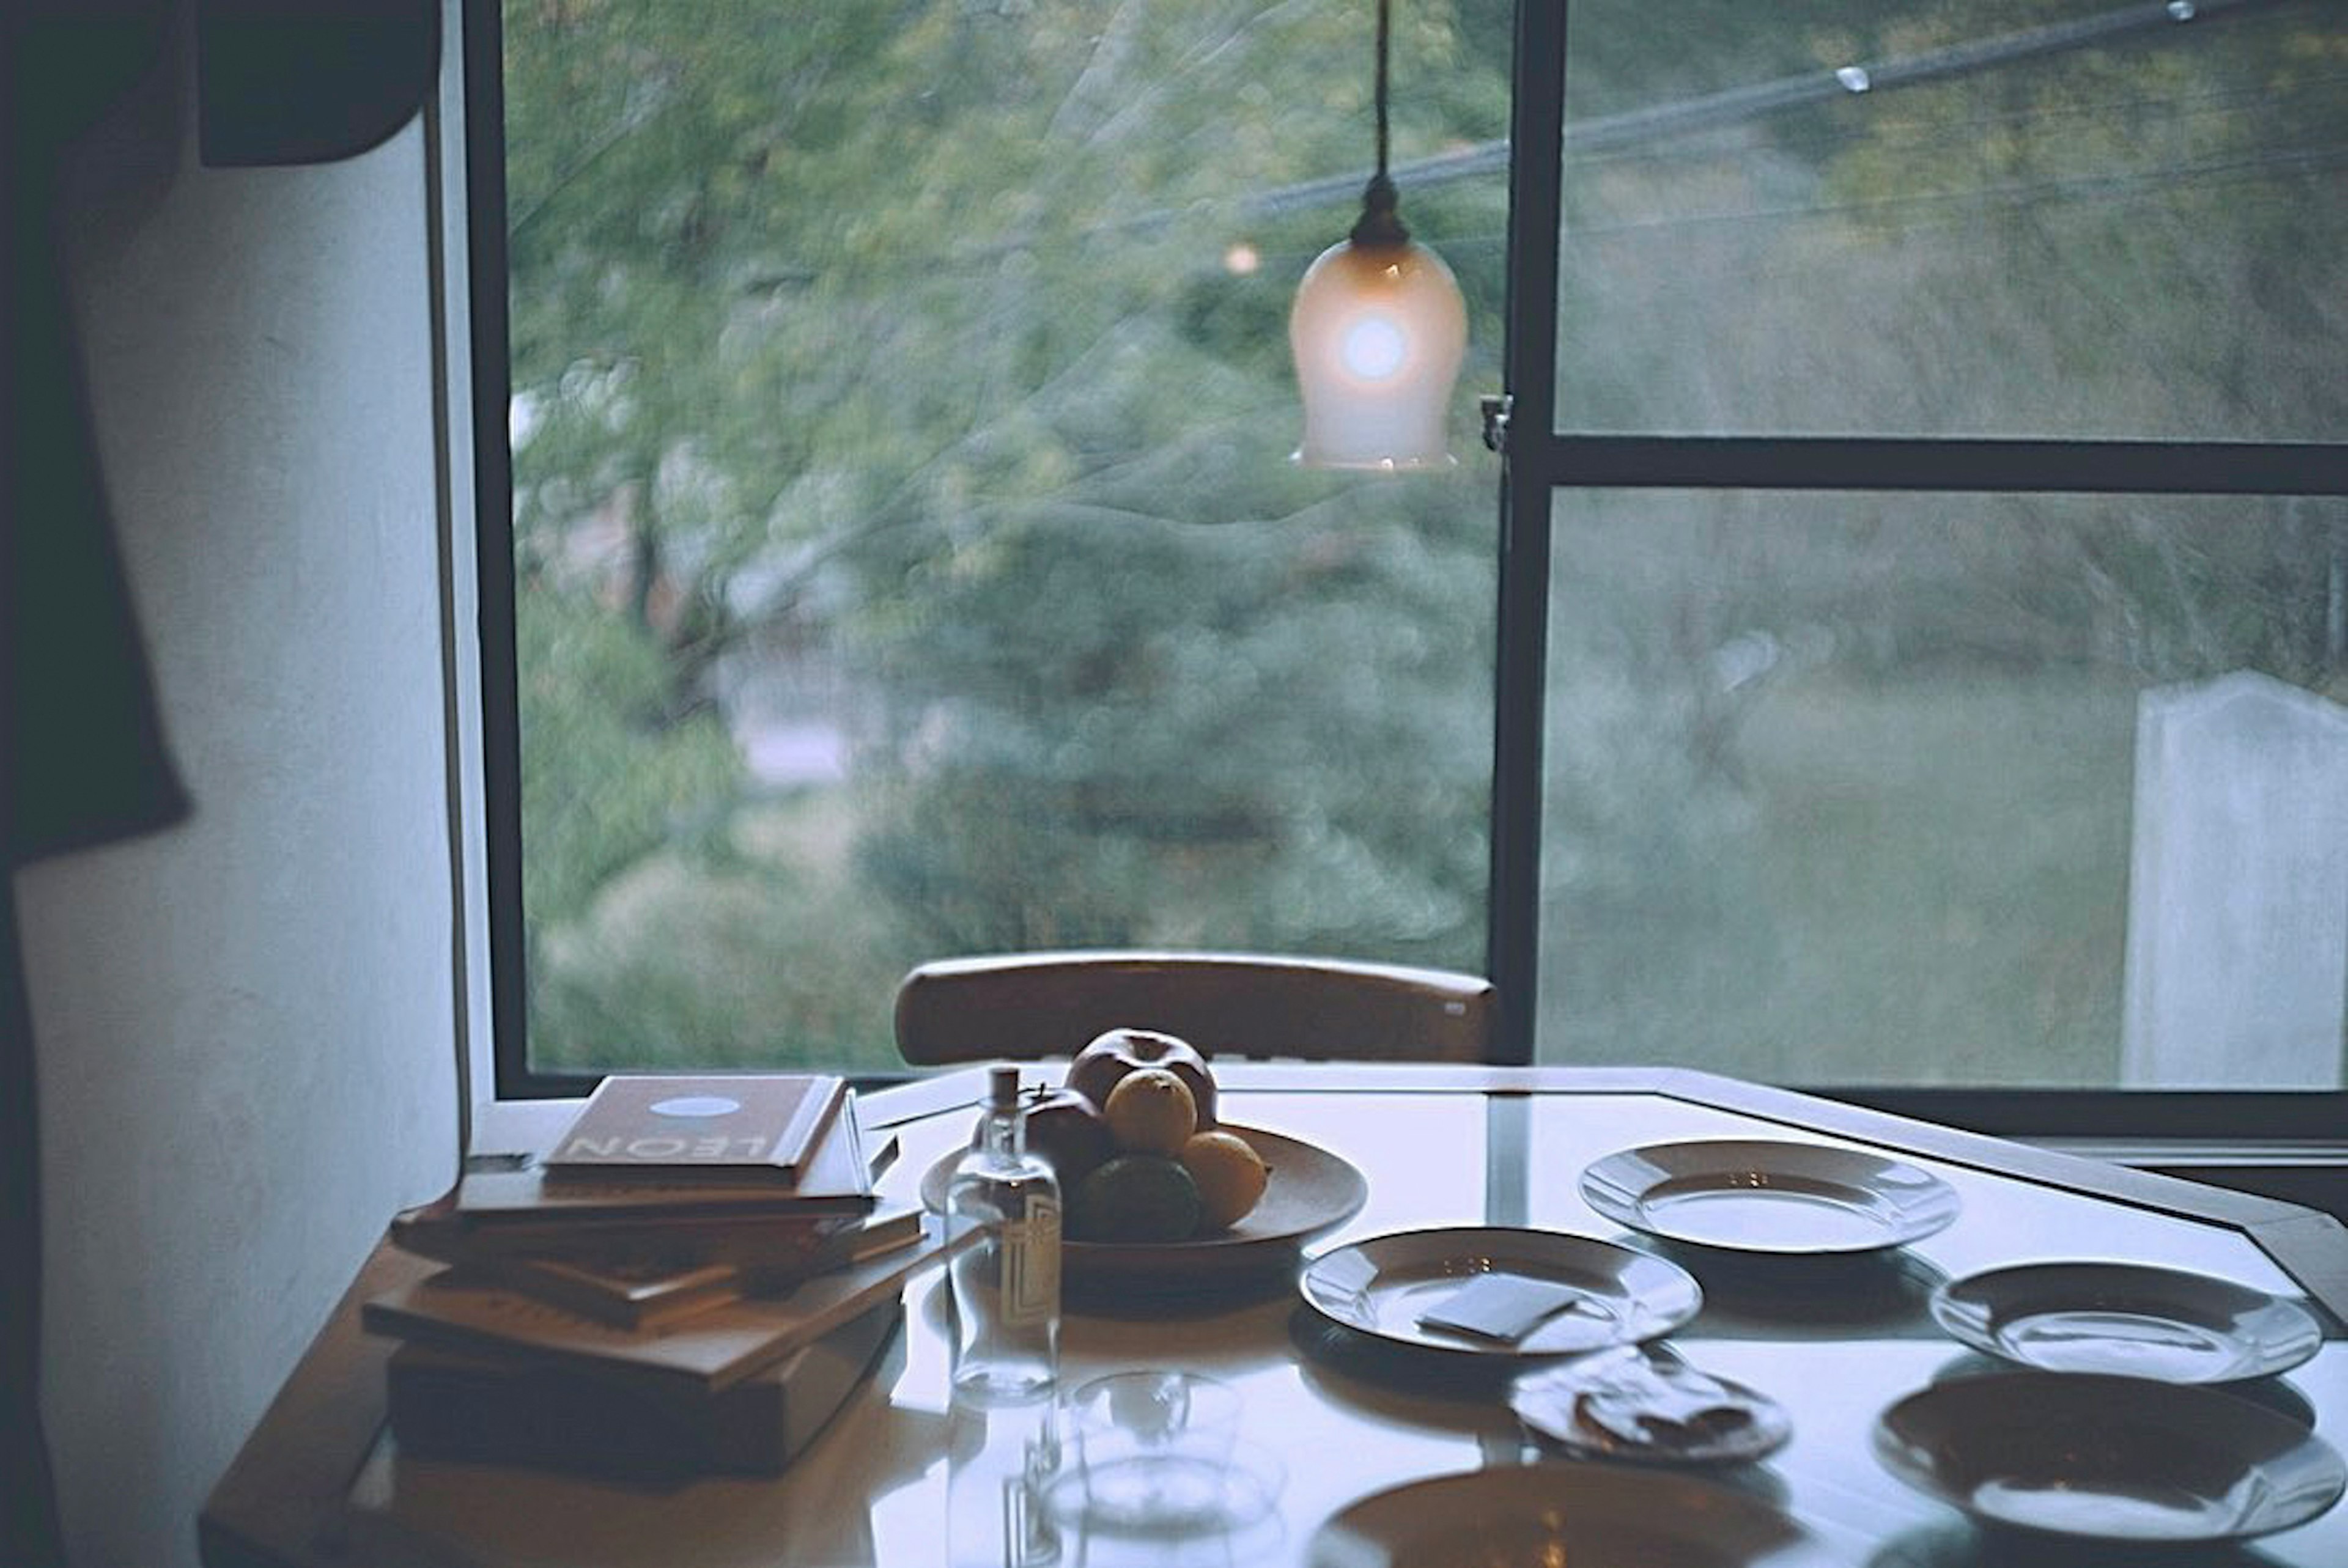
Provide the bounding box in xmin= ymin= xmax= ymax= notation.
xmin=920 ymin=1125 xmax=1366 ymax=1289
xmin=1930 ymin=1261 xmax=2322 ymax=1385
xmin=1298 ymin=1225 xmax=1702 ymax=1358
xmin=1307 ymin=1463 xmax=1839 ymax=1568
xmin=1874 ymin=1371 xmax=2347 ymax=1543
xmin=1581 ymin=1139 xmax=1960 ymax=1255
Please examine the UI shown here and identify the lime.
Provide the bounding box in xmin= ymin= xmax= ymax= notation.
xmin=1068 ymin=1155 xmax=1203 ymax=1243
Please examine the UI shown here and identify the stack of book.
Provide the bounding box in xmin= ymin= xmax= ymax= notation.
xmin=367 ymin=1073 xmax=962 ymax=1480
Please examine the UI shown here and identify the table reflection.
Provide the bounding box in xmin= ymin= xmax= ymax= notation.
xmin=227 ymin=1070 xmax=2348 ymax=1568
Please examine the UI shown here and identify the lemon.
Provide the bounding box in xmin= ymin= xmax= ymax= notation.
xmin=1178 ymin=1130 xmax=1269 ymax=1229
xmin=1102 ymin=1068 xmax=1197 ymax=1155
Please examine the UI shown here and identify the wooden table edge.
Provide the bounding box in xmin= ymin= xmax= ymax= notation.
xmin=199 ymin=1235 xmax=438 ymax=1568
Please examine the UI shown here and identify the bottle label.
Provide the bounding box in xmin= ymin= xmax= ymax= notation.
xmin=1000 ymin=1193 xmax=1060 ymax=1327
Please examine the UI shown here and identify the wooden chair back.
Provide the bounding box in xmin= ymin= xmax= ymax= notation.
xmin=892 ymin=949 xmax=1494 ymax=1066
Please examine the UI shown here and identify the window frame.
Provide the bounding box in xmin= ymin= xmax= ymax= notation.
xmin=1495 ymin=2 xmax=2348 ymax=1141
xmin=465 ymin=0 xmax=2348 ymax=1144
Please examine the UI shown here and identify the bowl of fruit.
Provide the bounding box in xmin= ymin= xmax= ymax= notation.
xmin=922 ymin=1028 xmax=1368 ymax=1292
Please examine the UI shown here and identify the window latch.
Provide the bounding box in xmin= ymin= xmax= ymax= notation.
xmin=1480 ymin=393 xmax=1513 ymax=454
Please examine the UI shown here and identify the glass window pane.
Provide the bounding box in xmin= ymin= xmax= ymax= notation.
xmin=501 ymin=1 xmax=1508 ymax=1075
xmin=1536 ymin=490 xmax=2348 ymax=1089
xmin=1555 ymin=0 xmax=2348 ymax=440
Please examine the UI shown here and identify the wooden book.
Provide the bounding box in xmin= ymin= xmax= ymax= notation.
xmin=542 ymin=1073 xmax=849 ymax=1185
xmin=391 ymin=1198 xmax=856 ymax=1271
xmin=479 ymin=1253 xmax=746 ymax=1331
xmin=479 ymin=1202 xmax=927 ymax=1330
xmin=385 ymin=1296 xmax=902 ymax=1478
xmin=363 ymin=1213 xmax=969 ymax=1400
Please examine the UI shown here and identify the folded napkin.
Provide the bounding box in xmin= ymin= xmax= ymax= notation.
xmin=1569 ymin=1352 xmax=1754 ymax=1449
xmin=1512 ymin=1345 xmax=1791 ymax=1465
xmin=1417 ymin=1273 xmax=1598 ymax=1344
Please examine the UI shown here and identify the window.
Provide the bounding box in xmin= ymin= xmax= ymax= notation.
xmin=471 ymin=1 xmax=2347 ymax=1133
xmin=473 ymin=0 xmax=1508 ymax=1091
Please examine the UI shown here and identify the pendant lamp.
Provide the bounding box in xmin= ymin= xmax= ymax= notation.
xmin=1290 ymin=0 xmax=1467 ymax=470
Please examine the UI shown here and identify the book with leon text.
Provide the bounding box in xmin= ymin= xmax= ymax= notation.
xmin=451 ymin=1088 xmax=876 ymax=1225
xmin=386 ymin=1117 xmax=896 ymax=1273
xmin=543 ymin=1072 xmax=849 ymax=1184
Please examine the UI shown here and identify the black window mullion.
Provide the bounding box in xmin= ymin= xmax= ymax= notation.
xmin=1545 ymin=435 xmax=2348 ymax=496
xmin=463 ymin=0 xmax=542 ymax=1100
xmin=1487 ymin=0 xmax=1571 ymax=1064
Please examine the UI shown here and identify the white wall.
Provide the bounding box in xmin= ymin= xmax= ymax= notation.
xmin=13 ymin=17 xmax=461 ymax=1568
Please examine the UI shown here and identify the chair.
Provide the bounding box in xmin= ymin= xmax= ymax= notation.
xmin=892 ymin=949 xmax=1494 ymax=1066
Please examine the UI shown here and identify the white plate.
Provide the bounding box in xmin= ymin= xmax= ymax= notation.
xmin=1298 ymin=1226 xmax=1702 ymax=1358
xmin=1930 ymin=1261 xmax=2322 ymax=1384
xmin=1875 ymin=1371 xmax=2347 ymax=1543
xmin=1580 ymin=1139 xmax=1960 ymax=1254
xmin=1307 ymin=1463 xmax=1839 ymax=1568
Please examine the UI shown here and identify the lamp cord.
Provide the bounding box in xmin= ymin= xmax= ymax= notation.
xmin=1353 ymin=0 xmax=1408 ymax=245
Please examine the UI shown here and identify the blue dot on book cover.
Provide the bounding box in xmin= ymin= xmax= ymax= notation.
xmin=651 ymin=1095 xmax=744 ymax=1118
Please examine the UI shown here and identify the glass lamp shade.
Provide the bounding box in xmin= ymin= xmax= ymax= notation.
xmin=1288 ymin=235 xmax=1468 ymax=469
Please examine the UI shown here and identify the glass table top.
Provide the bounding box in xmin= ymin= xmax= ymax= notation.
xmin=217 ymin=1067 xmax=2348 ymax=1568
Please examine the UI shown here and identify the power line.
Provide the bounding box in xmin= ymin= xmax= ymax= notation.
xmin=1565 ymin=140 xmax=2348 ymax=241
xmin=1192 ymin=0 xmax=2295 ymax=227
xmin=1232 ymin=134 xmax=2346 ymax=272
xmin=1568 ymin=68 xmax=2348 ymax=175
xmin=717 ymin=0 xmax=2316 ymax=290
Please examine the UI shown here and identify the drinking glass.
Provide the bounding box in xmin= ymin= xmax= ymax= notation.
xmin=1066 ymin=1371 xmax=1246 ymax=1533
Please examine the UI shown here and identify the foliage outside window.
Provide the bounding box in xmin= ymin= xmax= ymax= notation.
xmin=495 ymin=0 xmax=1506 ymax=1075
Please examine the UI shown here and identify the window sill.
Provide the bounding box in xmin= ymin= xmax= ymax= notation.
xmin=2041 ymin=1138 xmax=2348 ymax=1224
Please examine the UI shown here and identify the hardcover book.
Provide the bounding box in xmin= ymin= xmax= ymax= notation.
xmin=479 ymin=1202 xmax=928 ymax=1329
xmin=542 ymin=1072 xmax=849 ymax=1183
xmin=391 ymin=1196 xmax=860 ymax=1271
xmin=481 ymin=1252 xmax=747 ymax=1331
xmin=450 ymin=1089 xmax=876 ymax=1224
xmin=390 ymin=1111 xmax=894 ymax=1272
xmin=363 ymin=1213 xmax=970 ymax=1399
xmin=385 ymin=1295 xmax=903 ymax=1478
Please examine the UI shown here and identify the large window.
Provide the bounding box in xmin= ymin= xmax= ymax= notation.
xmin=474 ymin=0 xmax=1510 ymax=1088
xmin=473 ymin=1 xmax=2347 ymax=1128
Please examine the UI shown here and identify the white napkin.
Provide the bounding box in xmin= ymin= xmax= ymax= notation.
xmin=1417 ymin=1273 xmax=1593 ymax=1343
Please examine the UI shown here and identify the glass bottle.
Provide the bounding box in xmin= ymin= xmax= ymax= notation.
xmin=947 ymin=1066 xmax=1061 ymax=1402
xmin=946 ymin=1388 xmax=1061 ymax=1568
